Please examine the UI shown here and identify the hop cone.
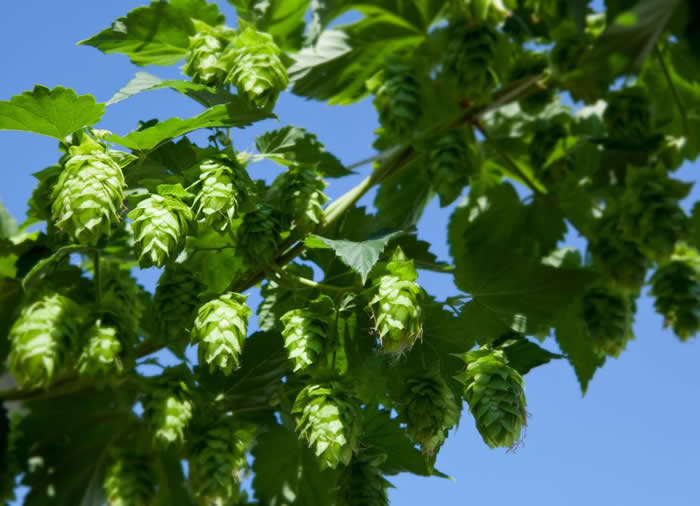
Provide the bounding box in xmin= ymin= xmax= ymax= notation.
xmin=51 ymin=136 xmax=126 ymax=244
xmin=193 ymin=159 xmax=239 ymax=232
xmin=619 ymin=167 xmax=691 ymax=262
xmin=529 ymin=116 xmax=569 ymax=170
xmin=400 ymin=372 xmax=460 ymax=455
xmin=238 ymin=204 xmax=282 ymax=266
xmin=76 ymin=321 xmax=122 ymax=378
xmin=224 ymin=27 xmax=288 ymax=110
xmin=445 ymin=25 xmax=503 ymax=103
xmin=281 ymin=304 xmax=330 ymax=372
xmin=143 ymin=368 xmax=193 ymax=445
xmin=509 ymin=51 xmax=554 ymax=115
xmin=9 ymin=293 xmax=84 ymax=389
xmin=604 ymin=86 xmax=653 ymax=143
xmin=183 ymin=21 xmax=234 ymax=86
xmin=428 ymin=131 xmax=481 ymax=207
xmin=104 ymin=450 xmax=155 ymax=506
xmin=650 ymin=247 xmax=700 ymax=341
xmin=100 ymin=261 xmax=147 ymax=342
xmin=128 ymin=194 xmax=193 ymax=268
xmin=337 ymin=452 xmax=391 ymax=506
xmin=191 ymin=293 xmax=251 ymax=375
xmin=551 ymin=29 xmax=590 ymax=76
xmin=582 ymin=286 xmax=636 ymax=357
xmin=153 ymin=265 xmax=204 ymax=344
xmin=293 ymin=383 xmax=361 ymax=469
xmin=269 ymin=166 xmax=328 ymax=231
xmin=370 ymin=248 xmax=424 ymax=354
xmin=189 ymin=416 xmax=254 ymax=504
xmin=373 ymin=62 xmax=423 ymax=139
xmin=456 ymin=0 xmax=512 ymax=24
xmin=456 ymin=348 xmax=527 ymax=449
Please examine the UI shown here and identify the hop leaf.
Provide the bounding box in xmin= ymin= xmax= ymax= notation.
xmin=193 ymin=158 xmax=240 ymax=232
xmin=280 ymin=297 xmax=332 ymax=372
xmin=369 ymin=247 xmax=424 ymax=354
xmin=143 ymin=367 xmax=193 ymax=445
xmin=191 ymin=293 xmax=251 ymax=375
xmin=650 ymin=246 xmax=700 ymax=341
xmin=128 ymin=194 xmax=193 ymax=268
xmin=183 ymin=20 xmax=234 ymax=87
xmin=238 ymin=203 xmax=282 ymax=266
xmin=153 ymin=265 xmax=205 ymax=345
xmin=428 ymin=131 xmax=481 ymax=207
xmin=76 ymin=321 xmax=122 ymax=378
xmin=104 ymin=449 xmax=156 ymax=506
xmin=603 ymin=86 xmax=653 ymax=143
xmin=509 ymin=51 xmax=554 ymax=115
xmin=293 ymin=382 xmax=361 ymax=469
xmin=9 ymin=293 xmax=85 ymax=389
xmin=582 ymin=286 xmax=636 ymax=358
xmin=51 ymin=136 xmax=126 ymax=244
xmin=269 ymin=165 xmax=328 ymax=231
xmin=399 ymin=372 xmax=460 ymax=455
xmin=224 ymin=27 xmax=288 ymax=111
xmin=337 ymin=452 xmax=391 ymax=506
xmin=456 ymin=347 xmax=527 ymax=449
xmin=373 ymin=62 xmax=423 ymax=139
xmin=189 ymin=416 xmax=254 ymax=504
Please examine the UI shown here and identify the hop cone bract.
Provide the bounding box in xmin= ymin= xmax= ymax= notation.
xmin=238 ymin=204 xmax=281 ymax=266
xmin=104 ymin=450 xmax=155 ymax=506
xmin=76 ymin=321 xmax=122 ymax=378
xmin=604 ymin=86 xmax=653 ymax=143
xmin=193 ymin=159 xmax=239 ymax=232
xmin=143 ymin=368 xmax=193 ymax=445
xmin=373 ymin=62 xmax=423 ymax=139
xmin=456 ymin=348 xmax=527 ymax=449
xmin=51 ymin=136 xmax=126 ymax=244
xmin=582 ymin=286 xmax=636 ymax=357
xmin=153 ymin=265 xmax=204 ymax=345
xmin=128 ymin=194 xmax=193 ymax=268
xmin=337 ymin=452 xmax=391 ymax=506
xmin=191 ymin=293 xmax=251 ymax=375
xmin=9 ymin=293 xmax=84 ymax=388
xmin=428 ymin=131 xmax=481 ymax=207
xmin=293 ymin=383 xmax=361 ymax=469
xmin=281 ymin=304 xmax=330 ymax=372
xmin=270 ymin=165 xmax=328 ymax=231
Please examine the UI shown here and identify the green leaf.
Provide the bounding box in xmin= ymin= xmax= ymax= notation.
xmin=0 ymin=86 xmax=105 ymax=140
xmin=374 ymin=163 xmax=434 ymax=230
xmin=22 ymin=244 xmax=87 ymax=290
xmin=0 ymin=202 xmax=17 ymax=240
xmin=500 ymin=337 xmax=563 ymax=375
xmin=254 ymin=126 xmax=350 ymax=177
xmin=305 ymin=231 xmax=404 ymax=284
xmin=107 ymin=100 xmax=274 ymax=151
xmin=107 ymin=72 xmax=237 ymax=108
xmin=80 ymin=0 xmax=224 ymax=66
xmin=257 ymin=264 xmax=316 ymax=331
xmin=230 ymin=0 xmax=310 ymax=51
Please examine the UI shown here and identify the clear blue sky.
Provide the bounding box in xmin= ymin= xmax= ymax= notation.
xmin=2 ymin=2 xmax=699 ymax=505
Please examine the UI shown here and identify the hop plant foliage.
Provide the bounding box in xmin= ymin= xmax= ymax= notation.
xmin=428 ymin=131 xmax=481 ymax=207
xmin=603 ymin=86 xmax=653 ymax=143
xmin=143 ymin=368 xmax=193 ymax=445
xmin=128 ymin=194 xmax=193 ymax=268
xmin=191 ymin=293 xmax=251 ymax=375
xmin=337 ymin=452 xmax=391 ymax=506
xmin=370 ymin=248 xmax=424 ymax=354
xmin=293 ymin=383 xmax=361 ymax=469
xmin=224 ymin=27 xmax=288 ymax=110
xmin=76 ymin=321 xmax=122 ymax=378
xmin=373 ymin=62 xmax=423 ymax=139
xmin=281 ymin=298 xmax=331 ymax=372
xmin=582 ymin=286 xmax=636 ymax=357
xmin=9 ymin=293 xmax=84 ymax=389
xmin=50 ymin=136 xmax=126 ymax=244
xmin=104 ymin=450 xmax=156 ymax=506
xmin=193 ymin=158 xmax=240 ymax=232
xmin=269 ymin=165 xmax=328 ymax=231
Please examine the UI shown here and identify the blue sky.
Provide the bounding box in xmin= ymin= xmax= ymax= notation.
xmin=2 ymin=2 xmax=699 ymax=505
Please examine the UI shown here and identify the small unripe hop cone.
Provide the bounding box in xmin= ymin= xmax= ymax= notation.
xmin=373 ymin=62 xmax=423 ymax=139
xmin=193 ymin=158 xmax=240 ymax=232
xmin=103 ymin=449 xmax=156 ymax=506
xmin=143 ymin=367 xmax=194 ymax=446
xmin=582 ymin=286 xmax=636 ymax=358
xmin=281 ymin=305 xmax=329 ymax=372
xmin=76 ymin=321 xmax=122 ymax=379
xmin=337 ymin=452 xmax=391 ymax=506
xmin=183 ymin=20 xmax=235 ymax=87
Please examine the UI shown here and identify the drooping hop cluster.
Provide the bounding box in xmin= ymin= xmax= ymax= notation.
xmin=189 ymin=417 xmax=254 ymax=504
xmin=183 ymin=20 xmax=234 ymax=86
xmin=224 ymin=27 xmax=288 ymax=110
xmin=337 ymin=453 xmax=391 ymax=506
xmin=76 ymin=321 xmax=122 ymax=378
xmin=582 ymin=286 xmax=636 ymax=357
xmin=618 ymin=167 xmax=691 ymax=262
xmin=445 ymin=25 xmax=503 ymax=103
xmin=373 ymin=62 xmax=423 ymax=139
xmin=9 ymin=293 xmax=84 ymax=388
xmin=281 ymin=303 xmax=330 ymax=372
xmin=399 ymin=372 xmax=460 ymax=455
xmin=194 ymin=159 xmax=240 ymax=232
xmin=50 ymin=136 xmax=126 ymax=244
xmin=103 ymin=450 xmax=156 ymax=506
xmin=428 ymin=131 xmax=481 ymax=207
xmin=128 ymin=194 xmax=193 ymax=268
xmin=99 ymin=261 xmax=147 ymax=342
xmin=153 ymin=266 xmax=205 ymax=344
xmin=456 ymin=348 xmax=527 ymax=449
xmin=293 ymin=383 xmax=361 ymax=469
xmin=650 ymin=247 xmax=700 ymax=341
xmin=455 ymin=0 xmax=512 ymax=25
xmin=369 ymin=247 xmax=424 ymax=354
xmin=143 ymin=369 xmax=193 ymax=445
xmin=603 ymin=86 xmax=653 ymax=143
xmin=238 ymin=204 xmax=282 ymax=266
xmin=509 ymin=51 xmax=554 ymax=115
xmin=191 ymin=293 xmax=251 ymax=374
xmin=270 ymin=166 xmax=328 ymax=231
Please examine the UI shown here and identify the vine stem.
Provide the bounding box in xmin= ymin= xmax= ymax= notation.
xmin=269 ymin=264 xmax=353 ymax=293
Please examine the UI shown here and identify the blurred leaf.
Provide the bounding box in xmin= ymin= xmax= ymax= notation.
xmin=230 ymin=0 xmax=310 ymax=51
xmin=500 ymin=337 xmax=563 ymax=375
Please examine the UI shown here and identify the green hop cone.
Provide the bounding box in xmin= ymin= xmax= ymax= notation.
xmin=104 ymin=449 xmax=156 ymax=506
xmin=337 ymin=452 xmax=391 ymax=506
xmin=183 ymin=20 xmax=234 ymax=86
xmin=128 ymin=194 xmax=193 ymax=268
xmin=193 ymin=159 xmax=240 ymax=232
xmin=9 ymin=293 xmax=84 ymax=389
xmin=373 ymin=62 xmax=423 ymax=139
xmin=143 ymin=367 xmax=193 ymax=446
xmin=191 ymin=293 xmax=251 ymax=375
xmin=224 ymin=27 xmax=288 ymax=111
xmin=650 ymin=246 xmax=700 ymax=341
xmin=582 ymin=286 xmax=636 ymax=357
xmin=428 ymin=131 xmax=481 ymax=207
xmin=456 ymin=347 xmax=527 ymax=449
xmin=51 ymin=136 xmax=126 ymax=245
xmin=618 ymin=167 xmax=691 ymax=262
xmin=603 ymin=85 xmax=653 ymax=144
xmin=99 ymin=261 xmax=148 ymax=343
xmin=509 ymin=51 xmax=554 ymax=115
xmin=189 ymin=416 xmax=254 ymax=505
xmin=238 ymin=203 xmax=282 ymax=266
xmin=528 ymin=115 xmax=570 ymax=170
xmin=369 ymin=247 xmax=424 ymax=354
xmin=400 ymin=372 xmax=460 ymax=455
xmin=280 ymin=297 xmax=331 ymax=372
xmin=293 ymin=382 xmax=361 ymax=469
xmin=153 ymin=265 xmax=205 ymax=345
xmin=269 ymin=165 xmax=328 ymax=231
xmin=76 ymin=321 xmax=122 ymax=378
xmin=456 ymin=0 xmax=513 ymax=25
